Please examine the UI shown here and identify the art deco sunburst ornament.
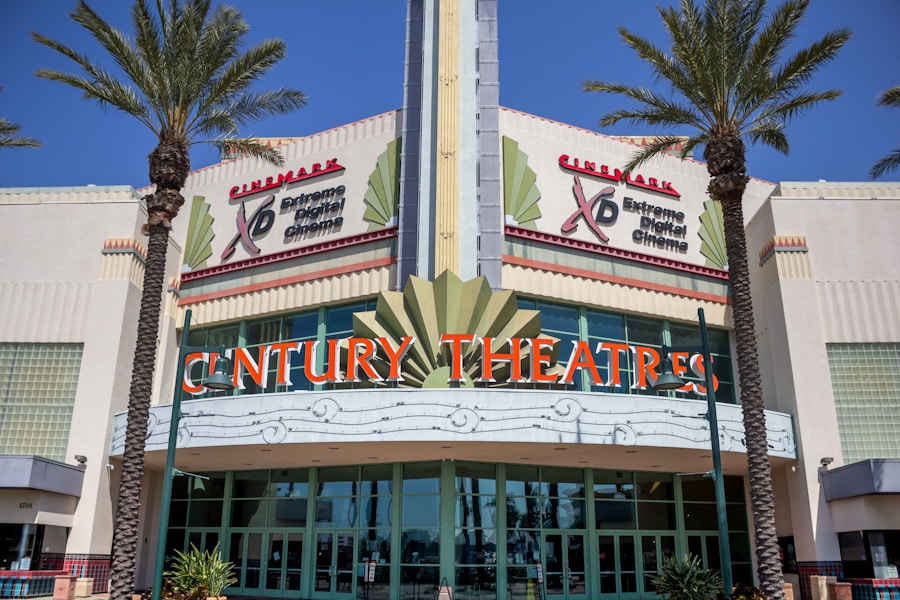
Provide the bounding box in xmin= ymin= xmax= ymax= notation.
xmin=349 ymin=270 xmax=561 ymax=388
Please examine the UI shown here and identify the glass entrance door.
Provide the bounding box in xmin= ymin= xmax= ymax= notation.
xmin=263 ymin=531 xmax=303 ymax=596
xmin=597 ymin=534 xmax=641 ymax=599
xmin=230 ymin=531 xmax=264 ymax=594
xmin=542 ymin=533 xmax=588 ymax=599
xmin=313 ymin=531 xmax=356 ymax=599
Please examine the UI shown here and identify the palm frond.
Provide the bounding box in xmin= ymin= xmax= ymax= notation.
xmin=746 ymin=119 xmax=789 ymax=154
xmin=584 ymin=0 xmax=849 ymax=171
xmin=870 ymin=148 xmax=900 ymax=180
xmin=876 ymin=86 xmax=900 ymax=109
xmin=584 ymin=81 xmax=703 ymax=129
xmin=621 ymin=135 xmax=700 ymax=174
xmin=33 ymin=0 xmax=304 ymax=156
xmin=870 ymin=85 xmax=900 ymax=179
xmin=0 ymin=118 xmax=41 ymax=148
xmin=215 ymin=137 xmax=285 ymax=166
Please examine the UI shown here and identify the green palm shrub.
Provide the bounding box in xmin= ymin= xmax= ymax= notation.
xmin=164 ymin=543 xmax=237 ymax=598
xmin=718 ymin=582 xmax=769 ymax=600
xmin=652 ymin=554 xmax=724 ymax=600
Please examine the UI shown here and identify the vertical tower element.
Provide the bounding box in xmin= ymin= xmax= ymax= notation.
xmin=434 ymin=0 xmax=463 ymax=277
xmin=397 ymin=0 xmax=500 ymax=288
xmin=397 ymin=0 xmax=431 ymax=289
xmin=475 ymin=0 xmax=502 ymax=289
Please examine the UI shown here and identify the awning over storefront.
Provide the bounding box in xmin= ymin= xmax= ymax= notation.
xmin=0 ymin=455 xmax=83 ymax=526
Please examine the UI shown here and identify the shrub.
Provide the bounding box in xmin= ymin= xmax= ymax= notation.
xmin=718 ymin=582 xmax=769 ymax=600
xmin=652 ymin=554 xmax=724 ymax=600
xmin=164 ymin=542 xmax=237 ymax=598
xmin=139 ymin=578 xmax=206 ymax=600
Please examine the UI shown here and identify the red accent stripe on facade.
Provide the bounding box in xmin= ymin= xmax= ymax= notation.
xmin=502 ymin=254 xmax=730 ymax=304
xmin=179 ymin=257 xmax=396 ymax=305
xmin=505 ymin=225 xmax=730 ymax=280
xmin=181 ymin=227 xmax=398 ymax=282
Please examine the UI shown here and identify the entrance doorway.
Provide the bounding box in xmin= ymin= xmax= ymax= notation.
xmin=542 ymin=533 xmax=587 ymax=599
xmin=313 ymin=531 xmax=357 ymax=599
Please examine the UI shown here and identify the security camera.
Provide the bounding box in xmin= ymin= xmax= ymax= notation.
xmin=820 ymin=457 xmax=834 ymax=467
xmin=75 ymin=455 xmax=87 ymax=465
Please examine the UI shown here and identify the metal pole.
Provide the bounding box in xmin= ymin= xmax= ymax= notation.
xmin=151 ymin=309 xmax=192 ymax=600
xmin=699 ymin=307 xmax=733 ymax=594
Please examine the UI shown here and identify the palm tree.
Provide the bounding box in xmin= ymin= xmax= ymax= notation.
xmin=33 ymin=2 xmax=306 ymax=599
xmin=583 ymin=0 xmax=849 ymax=597
xmin=0 ymin=87 xmax=41 ymax=149
xmin=871 ymin=85 xmax=900 ymax=179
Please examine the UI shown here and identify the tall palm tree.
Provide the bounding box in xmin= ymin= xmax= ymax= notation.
xmin=871 ymin=85 xmax=900 ymax=179
xmin=583 ymin=0 xmax=849 ymax=597
xmin=0 ymin=87 xmax=41 ymax=149
xmin=33 ymin=2 xmax=306 ymax=599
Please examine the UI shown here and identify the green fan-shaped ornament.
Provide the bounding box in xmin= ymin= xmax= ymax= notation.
xmin=349 ymin=270 xmax=561 ymax=388
xmin=698 ymin=199 xmax=728 ymax=269
xmin=182 ymin=195 xmax=215 ymax=271
xmin=502 ymin=136 xmax=542 ymax=229
xmin=363 ymin=137 xmax=401 ymax=231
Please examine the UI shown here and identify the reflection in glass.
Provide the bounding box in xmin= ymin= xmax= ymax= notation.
xmin=401 ymin=495 xmax=440 ymax=527
xmin=596 ymin=500 xmax=636 ymax=529
xmin=455 ymin=528 xmax=497 ymax=564
xmin=456 ymin=495 xmax=498 ymax=529
xmin=315 ymin=496 xmax=359 ymax=527
xmin=401 ymin=529 xmax=440 ymax=565
xmin=269 ymin=498 xmax=308 ymax=527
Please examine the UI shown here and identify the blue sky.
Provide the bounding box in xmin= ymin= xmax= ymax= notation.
xmin=1 ymin=0 xmax=898 ymax=190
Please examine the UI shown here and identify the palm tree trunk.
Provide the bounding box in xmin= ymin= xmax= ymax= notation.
xmin=707 ymin=134 xmax=783 ymax=599
xmin=109 ymin=222 xmax=170 ymax=600
xmin=721 ymin=196 xmax=783 ymax=599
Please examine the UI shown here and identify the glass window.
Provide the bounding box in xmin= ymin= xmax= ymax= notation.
xmin=596 ymin=501 xmax=635 ymax=529
xmin=506 ymin=465 xmax=542 ymax=497
xmin=594 ymin=471 xmax=635 ymax=499
xmin=191 ymin=473 xmax=226 ymax=499
xmin=246 ymin=318 xmax=281 ymax=346
xmin=401 ymin=530 xmax=440 ymax=564
xmin=0 ymin=343 xmax=83 ymax=461
xmin=456 ymin=495 xmax=499 ymax=529
xmin=271 ymin=469 xmax=309 ymax=498
xmin=635 ymin=473 xmax=674 ymax=501
xmin=233 ymin=471 xmax=269 ymax=498
xmin=533 ymin=302 xmax=578 ymax=336
xmin=283 ymin=312 xmax=318 ymax=341
xmin=360 ymin=495 xmax=392 ymax=528
xmin=188 ymin=501 xmax=223 ymax=527
xmin=402 ymin=463 xmax=441 ymax=494
xmin=626 ymin=317 xmax=662 ymax=347
xmin=455 ymin=463 xmax=496 ymax=494
xmin=361 ymin=464 xmax=394 ymax=495
xmin=402 ymin=495 xmax=440 ymax=527
xmin=359 ymin=528 xmax=391 ymax=563
xmin=231 ymin=498 xmax=267 ymax=527
xmin=587 ymin=311 xmax=625 ymax=340
xmin=637 ymin=502 xmax=675 ymax=530
xmin=269 ymin=498 xmax=308 ymax=526
xmin=683 ymin=503 xmax=718 ymax=530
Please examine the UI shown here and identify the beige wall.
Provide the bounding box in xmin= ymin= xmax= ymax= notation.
xmin=0 ymin=186 xmax=181 ymax=557
xmin=747 ymin=182 xmax=900 ymax=564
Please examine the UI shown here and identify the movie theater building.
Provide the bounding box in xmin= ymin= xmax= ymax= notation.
xmin=2 ymin=1 xmax=899 ymax=600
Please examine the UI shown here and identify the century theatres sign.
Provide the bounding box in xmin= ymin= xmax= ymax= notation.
xmin=182 ymin=334 xmax=718 ymax=395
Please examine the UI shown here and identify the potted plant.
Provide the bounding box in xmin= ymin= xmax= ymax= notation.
xmin=164 ymin=542 xmax=237 ymax=600
xmin=651 ymin=554 xmax=723 ymax=600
